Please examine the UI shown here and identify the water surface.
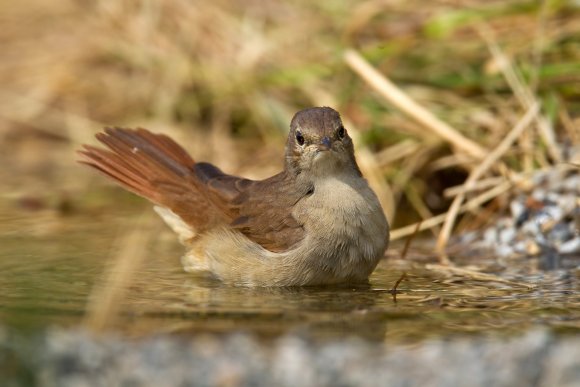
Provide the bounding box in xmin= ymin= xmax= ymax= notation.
xmin=1 ymin=202 xmax=578 ymax=342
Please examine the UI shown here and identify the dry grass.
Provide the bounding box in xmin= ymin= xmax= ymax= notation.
xmin=2 ymin=1 xmax=579 ymax=310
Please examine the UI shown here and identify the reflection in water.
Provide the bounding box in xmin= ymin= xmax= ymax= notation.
xmin=0 ymin=207 xmax=578 ymax=342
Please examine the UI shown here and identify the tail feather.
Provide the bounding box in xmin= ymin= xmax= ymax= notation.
xmin=79 ymin=144 xmax=157 ymax=201
xmin=96 ymin=128 xmax=194 ymax=178
xmin=78 ymin=127 xmax=226 ymax=231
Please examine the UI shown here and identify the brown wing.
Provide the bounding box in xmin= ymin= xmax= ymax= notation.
xmin=194 ymin=163 xmax=307 ymax=252
xmin=78 ymin=127 xmax=227 ymax=231
xmin=79 ymin=127 xmax=306 ymax=252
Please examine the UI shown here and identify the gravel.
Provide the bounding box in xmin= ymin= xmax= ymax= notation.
xmin=2 ymin=327 xmax=579 ymax=387
xmin=458 ymin=165 xmax=579 ymax=267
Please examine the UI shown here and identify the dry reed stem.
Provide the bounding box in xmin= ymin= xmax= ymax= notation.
xmin=520 ymin=126 xmax=534 ymax=173
xmin=84 ymin=213 xmax=153 ymax=333
xmin=436 ymin=103 xmax=540 ymax=253
xmin=390 ymin=145 xmax=436 ymax=219
xmin=478 ymin=25 xmax=562 ymax=164
xmin=425 ymin=264 xmax=536 ymax=289
xmin=428 ymin=153 xmax=479 ymax=171
xmin=376 ymin=139 xmax=420 ymax=167
xmin=455 ymin=192 xmax=502 ymax=233
xmin=559 ymin=106 xmax=579 ymax=145
xmin=444 ymin=176 xmax=506 ymax=198
xmin=390 ymin=180 xmax=512 ymax=241
xmin=404 ymin=184 xmax=438 ymax=237
xmin=359 ymin=148 xmax=396 ymax=222
xmin=343 ymin=49 xmax=488 ymax=160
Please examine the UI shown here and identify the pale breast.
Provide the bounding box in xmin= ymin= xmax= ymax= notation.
xmin=293 ymin=173 xmax=389 ymax=278
xmin=184 ymin=173 xmax=389 ymax=286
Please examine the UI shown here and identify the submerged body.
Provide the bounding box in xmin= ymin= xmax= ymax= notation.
xmin=177 ymin=168 xmax=387 ymax=286
xmin=79 ymin=107 xmax=389 ymax=286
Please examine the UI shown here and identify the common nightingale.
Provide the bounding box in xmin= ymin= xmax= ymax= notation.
xmin=79 ymin=107 xmax=389 ymax=286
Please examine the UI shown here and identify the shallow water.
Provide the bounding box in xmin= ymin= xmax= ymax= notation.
xmin=1 ymin=202 xmax=579 ymax=343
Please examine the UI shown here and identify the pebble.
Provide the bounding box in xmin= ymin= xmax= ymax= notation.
xmin=560 ymin=237 xmax=580 ymax=255
xmin=457 ymin=163 xmax=579 ymax=264
xmin=2 ymin=327 xmax=579 ymax=387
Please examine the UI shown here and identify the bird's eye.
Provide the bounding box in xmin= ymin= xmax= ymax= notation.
xmin=337 ymin=126 xmax=346 ymax=139
xmin=296 ymin=131 xmax=305 ymax=146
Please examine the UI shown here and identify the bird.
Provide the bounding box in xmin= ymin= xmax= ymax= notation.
xmin=78 ymin=106 xmax=389 ymax=286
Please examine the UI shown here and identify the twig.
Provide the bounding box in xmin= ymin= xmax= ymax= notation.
xmin=428 ymin=153 xmax=478 ymax=172
xmin=425 ymin=264 xmax=536 ymax=289
xmin=444 ymin=176 xmax=506 ymax=198
xmin=559 ymin=105 xmax=579 ymax=144
xmin=404 ymin=185 xmax=438 ymax=236
xmin=436 ymin=103 xmax=539 ymax=253
xmin=390 ymin=180 xmax=512 ymax=240
xmin=376 ymin=139 xmax=420 ymax=167
xmin=343 ymin=49 xmax=488 ymax=160
xmin=400 ymin=221 xmax=422 ymax=260
xmin=390 ymin=145 xmax=435 ymax=219
xmin=389 ymin=272 xmax=408 ymax=303
xmin=358 ymin=147 xmax=397 ymax=223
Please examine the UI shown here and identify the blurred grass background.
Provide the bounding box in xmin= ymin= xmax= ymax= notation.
xmin=1 ymin=0 xmax=579 ymax=235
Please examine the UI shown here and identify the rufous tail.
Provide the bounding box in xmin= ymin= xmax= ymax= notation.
xmin=78 ymin=127 xmax=225 ymax=231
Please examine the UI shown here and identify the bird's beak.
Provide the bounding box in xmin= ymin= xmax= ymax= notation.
xmin=317 ymin=136 xmax=332 ymax=151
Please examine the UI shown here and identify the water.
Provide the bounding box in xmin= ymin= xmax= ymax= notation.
xmin=1 ymin=203 xmax=579 ymax=343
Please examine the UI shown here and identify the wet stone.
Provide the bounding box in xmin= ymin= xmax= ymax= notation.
xmin=458 ymin=165 xmax=580 ymax=265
